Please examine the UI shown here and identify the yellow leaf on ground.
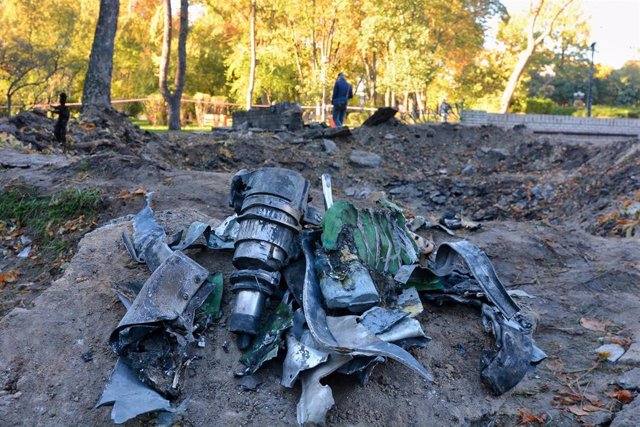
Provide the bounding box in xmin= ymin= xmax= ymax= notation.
xmin=579 ymin=317 xmax=610 ymax=332
xmin=567 ymin=406 xmax=588 ymax=416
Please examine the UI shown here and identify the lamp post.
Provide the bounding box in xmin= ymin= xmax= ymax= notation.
xmin=587 ymin=42 xmax=596 ymax=117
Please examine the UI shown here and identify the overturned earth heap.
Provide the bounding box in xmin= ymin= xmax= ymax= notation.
xmin=1 ymin=108 xmax=639 ymax=426
xmin=97 ymin=168 xmax=545 ymax=424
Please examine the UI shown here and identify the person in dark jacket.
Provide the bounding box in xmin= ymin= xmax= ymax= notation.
xmin=331 ymin=72 xmax=353 ymax=127
xmin=51 ymin=92 xmax=70 ymax=153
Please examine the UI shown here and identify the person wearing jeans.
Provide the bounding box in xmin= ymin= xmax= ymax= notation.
xmin=331 ymin=73 xmax=353 ymax=127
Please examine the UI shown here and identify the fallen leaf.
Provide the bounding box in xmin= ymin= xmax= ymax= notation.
xmin=582 ymin=404 xmax=602 ymax=412
xmin=518 ymin=408 xmax=548 ymax=424
xmin=132 ymin=186 xmax=146 ymax=195
xmin=580 ymin=317 xmax=610 ymax=332
xmin=583 ymin=393 xmax=605 ymax=407
xmin=0 ymin=270 xmax=19 ymax=285
xmin=76 ymin=171 xmax=90 ymax=180
xmin=610 ymin=389 xmax=634 ymax=404
xmin=118 ymin=187 xmax=146 ymax=201
xmin=567 ymin=406 xmax=588 ymax=416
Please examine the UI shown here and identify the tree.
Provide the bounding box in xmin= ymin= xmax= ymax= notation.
xmin=0 ymin=37 xmax=60 ymax=116
xmin=0 ymin=0 xmax=81 ymax=116
xmin=82 ymin=0 xmax=120 ymax=109
xmin=159 ymin=0 xmax=188 ymax=130
xmin=499 ymin=0 xmax=577 ymax=113
xmin=246 ymin=0 xmax=256 ymax=109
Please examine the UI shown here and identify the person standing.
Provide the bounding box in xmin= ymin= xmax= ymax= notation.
xmin=439 ymin=98 xmax=452 ymax=123
xmin=52 ymin=93 xmax=70 ymax=153
xmin=331 ymin=72 xmax=353 ymax=127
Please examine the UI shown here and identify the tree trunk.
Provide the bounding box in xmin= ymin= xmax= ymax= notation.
xmin=159 ymin=0 xmax=188 ymax=131
xmin=246 ymin=0 xmax=256 ymax=110
xmin=6 ymin=92 xmax=12 ymax=118
xmin=499 ymin=46 xmax=534 ymax=113
xmin=167 ymin=96 xmax=181 ymax=130
xmin=82 ymin=0 xmax=120 ymax=109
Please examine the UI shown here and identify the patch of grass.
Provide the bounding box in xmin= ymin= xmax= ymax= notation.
xmin=0 ymin=186 xmax=101 ymax=256
xmin=129 ymin=118 xmax=210 ymax=133
xmin=572 ymin=105 xmax=640 ymax=118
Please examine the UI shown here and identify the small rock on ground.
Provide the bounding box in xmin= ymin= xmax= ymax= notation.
xmin=349 ymin=150 xmax=382 ymax=168
xmin=322 ymin=139 xmax=338 ymax=155
xmin=619 ymin=340 xmax=640 ymax=366
xmin=610 ymin=398 xmax=640 ymax=427
xmin=615 ymin=368 xmax=640 ymax=391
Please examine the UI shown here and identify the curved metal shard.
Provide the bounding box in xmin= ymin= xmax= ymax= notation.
xmin=296 ymin=354 xmax=352 ymax=425
xmin=301 ymin=230 xmax=339 ymax=349
xmin=480 ymin=304 xmax=547 ymax=395
xmin=325 ymin=316 xmax=433 ymax=382
xmin=376 ymin=317 xmax=428 ymax=343
xmin=432 ymin=240 xmax=520 ymax=319
xmin=170 ymin=221 xmax=211 ymax=251
xmin=281 ymin=331 xmax=329 ymax=388
xmin=110 ymin=251 xmax=208 ymax=353
xmin=97 ymin=358 xmax=173 ymax=424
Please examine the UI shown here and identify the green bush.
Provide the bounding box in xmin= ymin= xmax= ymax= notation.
xmin=550 ymin=105 xmax=577 ymax=116
xmin=114 ymin=101 xmax=144 ymax=117
xmin=524 ymin=98 xmax=555 ymax=114
xmin=572 ymin=105 xmax=640 ymax=118
xmin=143 ymin=94 xmax=167 ymax=126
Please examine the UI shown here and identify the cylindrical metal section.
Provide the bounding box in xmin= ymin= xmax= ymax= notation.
xmin=229 ymin=290 xmax=266 ymax=335
xmin=228 ymin=168 xmax=309 ymax=344
xmin=231 ymin=168 xmax=310 ymax=272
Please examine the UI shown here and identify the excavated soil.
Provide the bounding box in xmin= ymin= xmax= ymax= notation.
xmin=0 ymin=111 xmax=639 ymax=426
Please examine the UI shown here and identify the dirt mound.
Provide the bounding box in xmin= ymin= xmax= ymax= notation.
xmin=167 ymin=123 xmax=639 ymax=237
xmin=0 ymin=107 xmax=176 ymax=167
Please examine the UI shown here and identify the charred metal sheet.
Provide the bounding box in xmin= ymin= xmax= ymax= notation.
xmin=170 ymin=221 xmax=211 ymax=251
xmin=432 ymin=241 xmax=520 ymax=319
xmin=208 ymin=214 xmax=239 ymax=249
xmin=282 ymin=258 xmax=305 ymax=305
xmin=111 ymin=251 xmax=209 ymax=353
xmin=359 ymin=306 xmax=408 ymax=335
xmin=315 ymin=249 xmax=380 ymax=313
xmin=301 ymin=230 xmax=340 ymax=349
xmin=480 ymin=304 xmax=547 ymax=395
xmin=127 ymin=194 xmax=173 ymax=271
xmin=169 ymin=216 xmax=240 ymax=251
xmin=336 ymin=356 xmax=385 ymax=385
xmin=397 ymin=286 xmax=423 ymax=317
xmin=321 ymin=201 xmax=419 ymax=276
xmin=282 ymin=330 xmax=329 ymax=388
xmin=96 ymin=358 xmax=172 ymax=424
xmin=303 ymin=205 xmax=323 ymax=226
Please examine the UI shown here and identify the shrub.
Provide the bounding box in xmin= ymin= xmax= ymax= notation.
xmin=572 ymin=105 xmax=640 ymax=118
xmin=550 ymin=105 xmax=577 ymax=116
xmin=524 ymin=98 xmax=555 ymax=114
xmin=143 ymin=94 xmax=167 ymax=126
